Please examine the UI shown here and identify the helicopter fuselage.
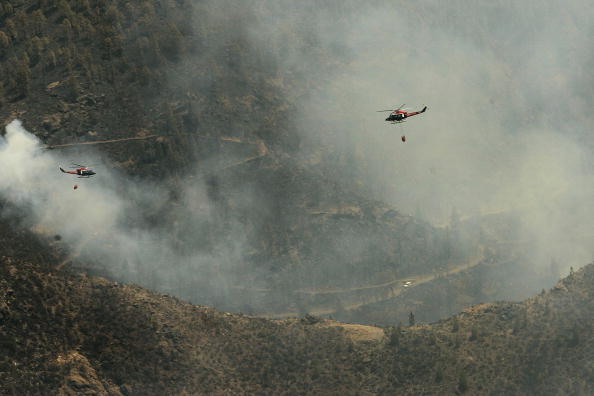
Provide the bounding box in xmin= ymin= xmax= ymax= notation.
xmin=385 ymin=113 xmax=406 ymax=122
xmin=60 ymin=166 xmax=96 ymax=177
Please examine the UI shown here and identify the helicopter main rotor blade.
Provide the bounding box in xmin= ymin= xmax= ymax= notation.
xmin=378 ymin=104 xmax=405 ymax=112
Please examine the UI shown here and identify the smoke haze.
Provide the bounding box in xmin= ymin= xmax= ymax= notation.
xmin=0 ymin=120 xmax=236 ymax=306
xmin=1 ymin=0 xmax=593 ymax=320
xmin=275 ymin=1 xmax=594 ymax=276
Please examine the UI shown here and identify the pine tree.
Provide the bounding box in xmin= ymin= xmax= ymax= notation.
xmin=61 ymin=19 xmax=73 ymax=42
xmin=568 ymin=325 xmax=580 ymax=347
xmin=66 ymin=76 xmax=80 ymax=102
xmin=388 ymin=327 xmax=400 ymax=347
xmin=31 ymin=10 xmax=46 ymax=36
xmin=434 ymin=366 xmax=444 ymax=383
xmin=5 ymin=19 xmax=17 ymax=41
xmin=458 ymin=372 xmax=469 ymax=393
xmin=58 ymin=0 xmax=74 ymax=20
xmin=29 ymin=36 xmax=44 ymax=66
xmin=161 ymin=24 xmax=184 ymax=60
xmin=0 ymin=31 xmax=10 ymax=49
xmin=1 ymin=2 xmax=14 ymax=17
xmin=469 ymin=326 xmax=479 ymax=341
xmin=105 ymin=5 xmax=123 ymax=26
xmin=451 ymin=317 xmax=460 ymax=332
xmin=0 ymin=81 xmax=5 ymax=108
xmin=165 ymin=103 xmax=179 ymax=134
xmin=15 ymin=59 xmax=31 ymax=97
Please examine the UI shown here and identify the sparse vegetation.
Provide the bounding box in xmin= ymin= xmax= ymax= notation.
xmin=0 ymin=1 xmax=593 ymax=394
xmin=0 ymin=221 xmax=592 ymax=394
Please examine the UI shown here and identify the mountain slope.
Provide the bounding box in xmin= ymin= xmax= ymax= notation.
xmin=1 ymin=221 xmax=592 ymax=395
xmin=0 ymin=2 xmax=592 ymax=393
xmin=0 ymin=0 xmax=475 ymax=317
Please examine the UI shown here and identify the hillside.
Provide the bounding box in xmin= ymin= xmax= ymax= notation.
xmin=0 ymin=0 xmax=497 ymax=317
xmin=1 ymin=1 xmax=593 ymax=394
xmin=0 ymin=221 xmax=592 ymax=395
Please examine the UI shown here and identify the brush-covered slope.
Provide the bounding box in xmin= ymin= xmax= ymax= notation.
xmin=1 ymin=219 xmax=592 ymax=395
xmin=0 ymin=0 xmax=477 ymax=316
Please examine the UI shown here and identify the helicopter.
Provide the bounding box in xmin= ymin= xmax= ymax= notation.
xmin=378 ymin=104 xmax=427 ymax=124
xmin=59 ymin=163 xmax=96 ymax=178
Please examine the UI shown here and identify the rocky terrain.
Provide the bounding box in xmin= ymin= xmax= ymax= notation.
xmin=0 ymin=0 xmax=593 ymax=394
xmin=0 ymin=220 xmax=592 ymax=394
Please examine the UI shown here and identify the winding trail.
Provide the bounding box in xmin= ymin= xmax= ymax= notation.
xmin=220 ymin=140 xmax=269 ymax=170
xmin=262 ymin=250 xmax=486 ymax=318
xmin=45 ymin=135 xmax=159 ymax=149
xmin=44 ymin=134 xmax=269 ymax=170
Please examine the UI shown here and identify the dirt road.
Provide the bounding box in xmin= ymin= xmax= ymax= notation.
xmin=263 ymin=250 xmax=486 ymax=318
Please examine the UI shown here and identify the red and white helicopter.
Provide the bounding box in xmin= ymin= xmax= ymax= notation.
xmin=59 ymin=163 xmax=96 ymax=178
xmin=378 ymin=104 xmax=427 ymax=124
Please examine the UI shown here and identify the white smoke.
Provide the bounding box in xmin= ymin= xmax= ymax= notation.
xmin=2 ymin=1 xmax=593 ymax=315
xmin=0 ymin=120 xmax=237 ymax=303
xmin=270 ymin=1 xmax=594 ymax=279
xmin=0 ymin=120 xmax=123 ymax=241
